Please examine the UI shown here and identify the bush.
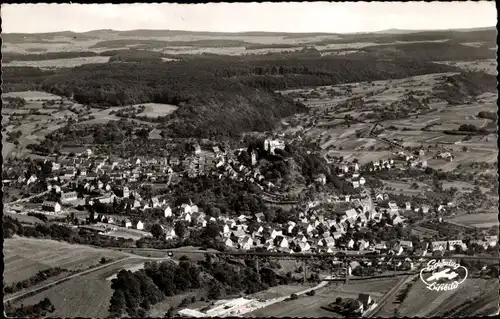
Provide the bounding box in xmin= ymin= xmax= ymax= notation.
xmin=306 ymin=290 xmax=316 ymax=296
xmin=290 ymin=293 xmax=298 ymax=300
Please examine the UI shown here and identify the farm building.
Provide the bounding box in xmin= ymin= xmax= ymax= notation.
xmin=42 ymin=201 xmax=62 ymax=213
xmin=61 ymin=191 xmax=78 ymax=203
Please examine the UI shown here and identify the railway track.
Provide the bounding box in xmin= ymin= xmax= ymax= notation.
xmin=364 ymin=274 xmax=416 ymax=318
xmin=106 ymin=247 xmax=499 ymax=261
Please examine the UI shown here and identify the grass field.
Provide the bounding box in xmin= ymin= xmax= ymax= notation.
xmin=446 ymin=213 xmax=499 ymax=228
xmin=383 ymin=180 xmax=428 ymax=195
xmin=391 ymin=278 xmax=498 ymax=317
xmin=3 ymin=237 xmax=128 ymax=285
xmin=429 ymin=278 xmax=499 ymax=317
xmin=2 ymin=91 xmax=63 ymax=101
xmin=11 ymin=275 xmax=115 ymax=318
xmin=3 ymin=56 xmax=111 ymax=68
xmin=8 ymin=257 xmax=156 ymax=318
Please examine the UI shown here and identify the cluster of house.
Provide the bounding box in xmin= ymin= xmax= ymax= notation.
xmin=218 ymin=195 xmax=410 ymax=254
xmin=430 ymin=235 xmax=498 ymax=252
xmin=435 ymin=151 xmax=454 ymax=162
xmin=88 ymin=198 xmax=207 ymax=239
xmin=334 ymin=162 xmax=366 ymax=188
xmin=393 ymin=150 xmax=428 ymax=168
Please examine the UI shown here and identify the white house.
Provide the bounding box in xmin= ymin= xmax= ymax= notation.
xmin=42 ymin=201 xmax=61 ymax=213
xmin=298 ymin=241 xmax=311 ymax=252
xmin=181 ymin=203 xmax=192 ymax=214
xmin=274 ymin=236 xmax=289 ymax=249
xmin=388 ymin=202 xmax=399 ymax=213
xmin=347 ymin=238 xmax=355 ymax=249
xmin=224 ymin=238 xmax=235 ymax=247
xmin=238 ymin=236 xmax=254 ymax=250
xmin=123 ymin=219 xmax=132 ymax=228
xmin=164 ymin=227 xmax=177 ymax=240
xmin=431 ymin=241 xmax=448 ymax=251
xmin=136 ymin=221 xmax=144 ymax=230
xmin=164 ymin=206 xmax=173 ymax=218
xmin=271 ymin=229 xmax=283 ymax=239
xmin=345 ymin=209 xmax=358 ymax=221
xmin=359 ymin=177 xmax=366 ymax=185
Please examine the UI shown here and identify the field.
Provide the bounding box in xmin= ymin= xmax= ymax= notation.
xmin=4 ymin=212 xmax=47 ymax=225
xmin=3 ymin=90 xmax=62 ymax=101
xmin=387 ymin=278 xmax=498 ymax=317
xmin=2 ymin=56 xmax=110 ymax=68
xmin=131 ymin=102 xmax=179 ymax=117
xmin=8 ymin=257 xmax=154 ymax=318
xmin=3 ymin=237 xmax=128 ymax=285
xmin=382 ymin=180 xmax=429 ymax=195
xmin=446 ymin=213 xmax=499 ymax=228
xmin=246 ymin=277 xmax=401 ymax=318
xmin=437 ymin=59 xmax=497 ymax=75
xmin=10 ymin=275 xmax=116 ymax=318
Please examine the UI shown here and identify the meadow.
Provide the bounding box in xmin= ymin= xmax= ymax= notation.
xmin=446 ymin=213 xmax=499 ymax=228
xmin=2 ymin=56 xmax=110 ymax=68
xmin=389 ymin=278 xmax=498 ymax=317
xmin=3 ymin=237 xmax=128 ymax=285
xmin=131 ymin=102 xmax=179 ymax=117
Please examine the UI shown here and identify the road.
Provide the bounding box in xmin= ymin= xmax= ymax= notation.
xmin=363 ymin=274 xmax=416 ymax=318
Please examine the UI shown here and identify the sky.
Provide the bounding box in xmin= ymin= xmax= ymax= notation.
xmin=1 ymin=2 xmax=497 ymax=34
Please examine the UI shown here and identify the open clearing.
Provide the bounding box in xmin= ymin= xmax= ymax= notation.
xmin=3 ymin=237 xmax=128 ymax=285
xmin=3 ymin=56 xmax=111 ymax=68
xmin=3 ymin=91 xmax=62 ymax=101
xmin=446 ymin=213 xmax=499 ymax=228
xmin=131 ymin=102 xmax=178 ymax=117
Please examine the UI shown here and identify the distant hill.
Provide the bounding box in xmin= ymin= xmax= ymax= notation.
xmin=375 ymin=26 xmax=496 ymax=34
xmin=3 ymin=26 xmax=494 ymax=39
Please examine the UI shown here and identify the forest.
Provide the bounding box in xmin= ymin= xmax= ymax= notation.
xmin=3 ymin=48 xmax=463 ymax=138
xmin=108 ymin=256 xmax=284 ymax=317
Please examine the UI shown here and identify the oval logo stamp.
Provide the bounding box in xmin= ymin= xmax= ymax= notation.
xmin=419 ymin=259 xmax=468 ymax=291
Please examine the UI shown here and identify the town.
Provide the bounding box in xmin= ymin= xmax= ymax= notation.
xmin=2 ymin=3 xmax=498 ymax=319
